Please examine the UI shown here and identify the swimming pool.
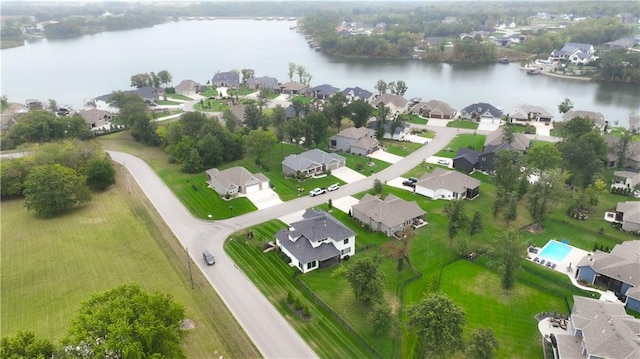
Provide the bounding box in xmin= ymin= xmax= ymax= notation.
xmin=538 ymin=240 xmax=572 ymax=263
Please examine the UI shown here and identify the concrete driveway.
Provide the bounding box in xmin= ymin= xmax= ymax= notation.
xmin=332 ymin=166 xmax=367 ymax=183
xmin=386 ymin=177 xmax=416 ymax=192
xmin=244 ymin=188 xmax=283 ymax=210
xmin=425 ymin=156 xmax=452 ymax=168
xmin=405 ymin=134 xmax=430 ymax=144
xmin=330 ymin=196 xmax=360 ymax=215
xmin=477 ymin=118 xmax=501 ymax=131
xmin=368 ymin=149 xmax=403 ymax=164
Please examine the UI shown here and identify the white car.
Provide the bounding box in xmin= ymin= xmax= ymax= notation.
xmin=437 ymin=159 xmax=449 ymax=165
xmin=327 ymin=183 xmax=339 ymax=192
xmin=309 ymin=187 xmax=326 ymax=197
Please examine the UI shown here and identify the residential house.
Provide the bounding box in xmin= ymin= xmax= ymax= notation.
xmin=414 ymin=168 xmax=480 ymax=200
xmin=279 ymin=82 xmax=308 ymax=95
xmin=351 ymin=194 xmax=426 ymax=237
xmin=328 ymin=127 xmax=381 ymax=156
xmin=370 ymin=94 xmax=409 ymax=115
xmin=93 ymin=87 xmax=163 ymax=113
xmin=77 ymin=108 xmax=114 ymax=129
xmin=211 ymin=71 xmax=240 ymax=89
xmin=453 ymin=148 xmax=481 ymax=173
xmin=275 ymin=209 xmax=355 ymax=273
xmin=508 ymin=104 xmax=553 ymax=123
xmin=473 ymin=127 xmax=530 ymax=173
xmin=576 ymin=240 xmax=640 ymax=311
xmin=605 ymin=37 xmax=636 ymax=50
xmin=25 ymin=99 xmax=43 ymax=110
xmin=564 ymin=110 xmax=607 ymax=131
xmin=342 ymin=87 xmax=374 ymax=103
xmin=304 ymin=84 xmax=340 ymax=100
xmin=365 ymin=120 xmax=411 ymax=141
xmin=605 ymin=134 xmax=640 ymax=171
xmin=281 ymin=149 xmax=345 ymax=178
xmin=615 ymin=201 xmax=640 ymax=233
xmin=284 ymin=104 xmax=306 ymax=119
xmin=246 ymin=76 xmax=279 ymax=91
xmin=459 ymin=102 xmax=503 ymax=121
xmin=205 ymin=166 xmax=270 ymax=196
xmin=411 ymin=100 xmax=457 ymax=119
xmin=174 ymin=79 xmax=203 ymax=97
xmin=549 ymin=43 xmax=597 ymax=65
xmin=553 ymin=296 xmax=640 ymax=358
xmin=229 ymin=104 xmax=247 ymax=123
xmin=611 ymin=171 xmax=640 ymax=190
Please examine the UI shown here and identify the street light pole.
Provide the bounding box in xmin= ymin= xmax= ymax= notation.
xmin=186 ymin=246 xmax=194 ymax=290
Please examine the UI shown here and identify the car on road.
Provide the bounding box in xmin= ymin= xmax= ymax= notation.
xmin=309 ymin=187 xmax=326 ymax=197
xmin=203 ymin=250 xmax=215 ymax=265
xmin=437 ymin=159 xmax=449 ymax=165
xmin=327 ymin=183 xmax=339 ymax=192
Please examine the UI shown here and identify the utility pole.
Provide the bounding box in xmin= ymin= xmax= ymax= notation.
xmin=186 ymin=246 xmax=194 ymax=289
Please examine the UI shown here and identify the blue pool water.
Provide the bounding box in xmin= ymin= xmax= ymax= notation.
xmin=538 ymin=240 xmax=572 ymax=263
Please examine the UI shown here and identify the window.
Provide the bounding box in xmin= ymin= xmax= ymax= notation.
xmin=342 ymin=248 xmax=350 ymax=255
xmin=344 ymin=238 xmax=349 ymax=244
xmin=307 ymin=261 xmax=317 ymax=270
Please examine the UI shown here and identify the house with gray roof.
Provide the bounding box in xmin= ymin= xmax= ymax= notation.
xmin=212 ymin=71 xmax=240 ymax=89
xmin=329 ymin=127 xmax=381 ymax=156
xmin=93 ymin=87 xmax=163 ymax=113
xmin=229 ymin=104 xmax=247 ymax=123
xmin=246 ymin=76 xmax=279 ymax=91
xmin=175 ymin=79 xmax=203 ymax=97
xmin=414 ymin=168 xmax=480 ymax=200
xmin=411 ymin=100 xmax=457 ymax=119
xmin=576 ymin=240 xmax=640 ymax=311
xmin=365 ymin=120 xmax=411 ymax=141
xmin=459 ymin=102 xmax=503 ymax=121
xmin=605 ymin=135 xmax=640 ymax=171
xmin=508 ymin=104 xmax=553 ymax=123
xmin=304 ymin=84 xmax=340 ymax=99
xmin=342 ymin=86 xmax=374 ymax=102
xmin=564 ymin=110 xmax=607 ymax=131
xmin=615 ymin=202 xmax=640 ymax=233
xmin=549 ymin=42 xmax=597 ymax=65
xmin=77 ymin=108 xmax=114 ymax=129
xmin=276 ymin=209 xmax=355 ymax=273
xmin=553 ymin=296 xmax=640 ymax=358
xmin=484 ymin=127 xmax=530 ymax=153
xmin=611 ymin=171 xmax=640 ymax=191
xmin=281 ymin=149 xmax=345 ymax=178
xmin=370 ymin=94 xmax=409 ymax=115
xmin=351 ymin=194 xmax=425 ymax=237
xmin=279 ymin=82 xmax=308 ymax=95
xmin=205 ymin=166 xmax=270 ymax=196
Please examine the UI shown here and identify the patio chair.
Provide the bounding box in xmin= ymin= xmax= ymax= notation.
xmin=540 ymin=259 xmax=546 ymax=265
xmin=546 ymin=262 xmax=552 ymax=267
xmin=551 ymin=263 xmax=557 ymax=269
xmin=533 ymin=257 xmax=539 ymax=262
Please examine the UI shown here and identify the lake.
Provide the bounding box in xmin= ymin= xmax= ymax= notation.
xmin=2 ymin=19 xmax=639 ymax=125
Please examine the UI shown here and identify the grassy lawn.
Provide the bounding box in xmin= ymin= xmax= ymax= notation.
xmin=228 ymin=88 xmax=255 ymax=96
xmin=167 ymin=93 xmax=193 ymax=101
xmin=439 ymin=260 xmax=566 ymax=359
xmin=340 ymin=152 xmax=391 ymax=174
xmin=434 ymin=133 xmax=486 ymax=157
xmin=1 ymin=167 xmax=259 ymax=358
xmin=193 ymin=99 xmax=228 ymax=112
xmin=405 ymin=115 xmax=428 ymax=125
xmin=382 ymin=140 xmax=424 ymax=157
xmin=157 ymin=100 xmax=182 ymax=105
xmin=446 ymin=120 xmax=479 ymax=130
xmin=224 ymin=221 xmax=375 ymax=359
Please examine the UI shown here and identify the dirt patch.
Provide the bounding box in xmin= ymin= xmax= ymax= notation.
xmin=181 ymin=318 xmax=196 ymax=330
xmin=525 ymin=223 xmax=544 ymax=234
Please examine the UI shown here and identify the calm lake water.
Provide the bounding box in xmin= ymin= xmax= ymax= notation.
xmin=2 ymin=19 xmax=639 ymax=125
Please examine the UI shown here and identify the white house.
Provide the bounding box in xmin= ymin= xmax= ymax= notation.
xmin=275 ymin=209 xmax=355 ymax=273
xmin=549 ymin=43 xmax=597 ymax=65
xmin=414 ymin=168 xmax=481 ymax=200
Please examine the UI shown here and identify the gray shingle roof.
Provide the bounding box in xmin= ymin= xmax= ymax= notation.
xmin=366 ymin=120 xmax=409 ymax=136
xmin=416 ymin=168 xmax=480 ymax=193
xmin=564 ymin=110 xmax=606 ymax=128
xmin=352 ymin=193 xmax=425 ymax=229
xmin=412 ymin=100 xmax=457 ymax=117
xmin=282 ymin=149 xmax=345 ymax=172
xmin=205 ymin=166 xmax=267 ymax=192
xmin=212 ymin=71 xmax=240 ymax=87
xmin=484 ymin=127 xmax=530 ymax=152
xmin=305 ymin=84 xmax=340 ymax=97
xmin=461 ymin=102 xmax=503 ymax=118
xmin=577 ymin=240 xmax=640 ymax=287
xmin=342 ymin=86 xmax=373 ymax=101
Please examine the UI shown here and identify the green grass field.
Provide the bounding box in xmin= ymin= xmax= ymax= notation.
xmin=446 ymin=120 xmax=479 ymax=130
xmin=167 ymin=93 xmax=193 ymax=101
xmin=1 ymin=167 xmax=259 ymax=358
xmin=382 ymin=140 xmax=423 ymax=157
xmin=435 ymin=133 xmax=486 ymax=157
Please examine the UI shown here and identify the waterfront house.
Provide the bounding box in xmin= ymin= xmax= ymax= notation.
xmin=605 ymin=135 xmax=640 ymax=171
xmin=414 ymin=168 xmax=480 ymax=200
xmin=245 ymin=76 xmax=279 ymax=91
xmin=276 ymin=209 xmax=355 ymax=273
xmin=411 ymin=100 xmax=457 ymax=119
xmin=563 ymin=110 xmax=607 ymax=131
xmin=328 ymin=127 xmax=381 ymax=155
xmin=212 ymin=71 xmax=240 ymax=89
xmin=342 ymin=86 xmax=374 ymax=103
xmin=175 ymin=79 xmax=203 ymax=97
xmin=93 ymin=87 xmax=163 ymax=113
xmin=279 ymin=82 xmax=308 ymax=95
xmin=459 ymin=102 xmax=502 ymax=121
xmin=370 ymin=94 xmax=409 ymax=115
xmin=576 ymin=240 xmax=640 ymax=311
xmin=304 ymin=84 xmax=340 ymax=100
xmin=351 ymin=194 xmax=426 ymax=237
xmin=281 ymin=149 xmax=345 ymax=178
xmin=508 ymin=104 xmax=553 ymax=123
xmin=549 ymin=42 xmax=597 ymax=65
xmin=205 ymin=166 xmax=270 ymax=196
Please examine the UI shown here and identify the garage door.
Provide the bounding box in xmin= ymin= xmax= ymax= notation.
xmin=245 ymin=184 xmax=260 ymax=194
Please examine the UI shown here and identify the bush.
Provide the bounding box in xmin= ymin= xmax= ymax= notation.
xmin=302 ymin=304 xmax=311 ymax=317
xmin=255 ymin=157 xmax=261 ymax=166
xmin=287 ymin=291 xmax=294 ymax=304
xmin=356 ymin=162 xmax=364 ymax=171
xmin=294 ymin=297 xmax=303 ymax=310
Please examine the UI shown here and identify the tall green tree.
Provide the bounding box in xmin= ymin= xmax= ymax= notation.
xmin=304 ymin=111 xmax=328 ymax=146
xmin=0 ymin=157 xmax=34 ymax=198
xmin=244 ymin=129 xmax=276 ymax=160
xmin=324 ymin=92 xmax=348 ymax=130
xmin=63 ymin=283 xmax=186 ymax=359
xmin=348 ymin=99 xmax=373 ymax=128
xmin=493 ymin=229 xmax=527 ymax=290
xmin=524 ymin=143 xmax=562 ymax=171
xmin=24 ymin=164 xmax=92 ymax=217
xmin=614 ymin=130 xmax=632 ymax=170
xmin=288 ymin=62 xmax=297 ymax=82
xmin=444 ymin=199 xmax=467 ymax=246
xmin=375 ymin=79 xmax=387 ymax=95
xmin=527 ymin=169 xmax=567 ymax=224
xmin=395 ymin=80 xmax=408 ymax=96
xmin=493 ymin=149 xmax=521 ymax=193
xmin=408 ymin=293 xmax=466 ymax=358
xmin=557 ymin=130 xmax=607 ymax=188
xmin=556 ymin=116 xmax=593 ymax=142
xmin=465 ymin=327 xmax=499 ymax=359
xmin=244 ymin=103 xmax=262 ymax=130
xmin=157 ymin=70 xmax=172 ymax=87
xmin=369 ymin=302 xmax=393 ymax=335
xmin=557 ymin=97 xmax=574 ymax=114
xmin=345 ymin=257 xmax=385 ymax=304
xmin=469 ymin=210 xmax=483 ymax=236
xmin=85 ymin=156 xmax=116 ymax=190
xmin=1 ymin=331 xmax=60 ymax=359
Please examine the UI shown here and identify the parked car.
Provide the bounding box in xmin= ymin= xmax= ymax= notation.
xmin=437 ymin=159 xmax=449 ymax=165
xmin=402 ymin=180 xmax=416 ymax=188
xmin=408 ymin=177 xmax=419 ymax=183
xmin=309 ymin=187 xmax=326 ymax=197
xmin=203 ymin=250 xmax=215 ymax=265
xmin=327 ymin=183 xmax=339 ymax=192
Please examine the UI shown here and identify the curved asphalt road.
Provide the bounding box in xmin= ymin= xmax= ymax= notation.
xmin=107 ymin=125 xmax=556 ymax=358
